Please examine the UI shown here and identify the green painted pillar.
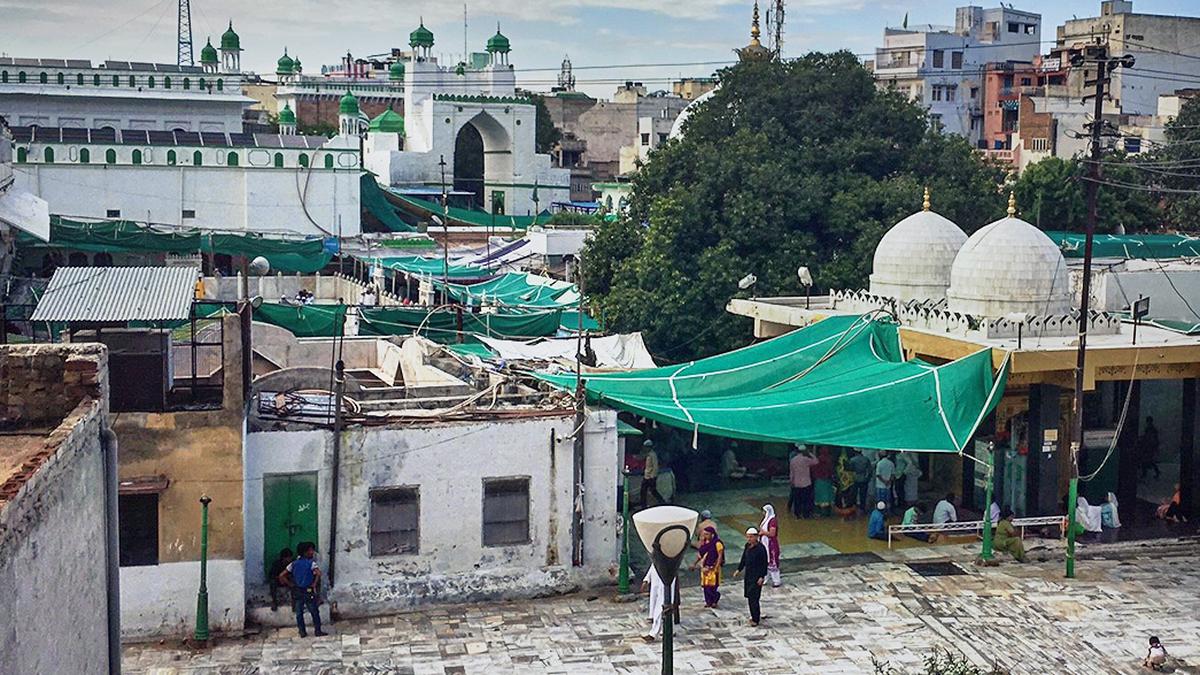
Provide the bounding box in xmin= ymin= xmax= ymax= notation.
xmin=979 ymin=447 xmax=995 ymax=561
xmin=1066 ymin=476 xmax=1079 ymax=578
xmin=617 ymin=470 xmax=631 ymax=594
xmin=194 ymin=495 xmax=212 ymax=642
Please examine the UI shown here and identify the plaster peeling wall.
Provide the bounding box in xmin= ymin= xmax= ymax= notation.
xmin=243 ymin=411 xmax=619 ymax=617
xmin=120 ymin=559 xmax=245 ymax=640
xmin=0 ymin=401 xmax=107 ymax=675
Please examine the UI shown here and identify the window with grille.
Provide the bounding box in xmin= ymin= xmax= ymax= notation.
xmin=932 ymin=50 xmax=944 ymax=68
xmin=369 ymin=487 xmax=420 ymax=556
xmin=482 ymin=477 xmax=530 ymax=546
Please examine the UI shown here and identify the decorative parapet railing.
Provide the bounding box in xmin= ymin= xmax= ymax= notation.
xmin=830 ymin=288 xmax=1121 ymax=339
xmin=432 ymin=93 xmax=533 ymax=106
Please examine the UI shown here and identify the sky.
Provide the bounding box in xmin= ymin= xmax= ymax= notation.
xmin=1 ymin=0 xmax=1198 ymax=98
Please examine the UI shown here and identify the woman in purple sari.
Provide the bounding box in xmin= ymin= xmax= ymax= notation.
xmin=690 ymin=526 xmax=725 ymax=608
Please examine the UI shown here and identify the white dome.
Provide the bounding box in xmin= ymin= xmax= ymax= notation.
xmin=869 ymin=208 xmax=967 ymax=303
xmin=946 ymin=207 xmax=1071 ymax=317
xmin=668 ymin=87 xmax=718 ymax=140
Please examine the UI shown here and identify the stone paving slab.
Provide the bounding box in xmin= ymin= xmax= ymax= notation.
xmin=124 ymin=541 xmax=1200 ymax=674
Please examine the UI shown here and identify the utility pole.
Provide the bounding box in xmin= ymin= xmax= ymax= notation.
xmin=176 ymin=0 xmax=194 ymax=67
xmin=571 ymin=255 xmax=586 ymax=567
xmin=439 ymin=155 xmax=450 ymax=292
xmin=1066 ymin=42 xmax=1134 ymax=579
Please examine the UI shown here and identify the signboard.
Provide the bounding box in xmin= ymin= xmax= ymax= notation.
xmin=1042 ymin=428 xmax=1058 ymax=455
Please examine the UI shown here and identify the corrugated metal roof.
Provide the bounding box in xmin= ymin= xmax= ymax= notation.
xmin=30 ymin=266 xmax=199 ymax=323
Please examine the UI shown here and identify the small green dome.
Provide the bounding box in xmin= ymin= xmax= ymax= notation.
xmin=368 ymin=109 xmax=405 ymax=134
xmin=292 ymin=56 xmax=302 ymax=72
xmin=220 ymin=21 xmax=240 ymax=51
xmin=409 ymin=20 xmax=434 ymax=48
xmin=389 ymin=61 xmax=405 ymax=80
xmin=486 ymin=25 xmax=510 ymax=53
xmin=199 ymin=39 xmax=218 ymax=64
xmin=276 ymin=49 xmax=295 ymax=75
xmin=339 ymin=90 xmax=359 ymax=115
xmin=454 ymin=62 xmax=466 ymax=76
xmin=278 ymin=103 xmax=296 ymax=126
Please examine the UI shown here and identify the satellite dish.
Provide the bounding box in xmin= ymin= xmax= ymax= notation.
xmin=249 ymin=256 xmax=271 ymax=276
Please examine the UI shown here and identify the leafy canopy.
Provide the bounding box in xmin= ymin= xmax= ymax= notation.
xmin=583 ymin=52 xmax=1006 ymax=361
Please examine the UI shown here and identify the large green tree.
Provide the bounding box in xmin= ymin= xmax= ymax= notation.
xmin=583 ymin=52 xmax=1006 ymax=361
xmin=1148 ymin=95 xmax=1200 ymax=231
xmin=1013 ymin=155 xmax=1161 ymax=233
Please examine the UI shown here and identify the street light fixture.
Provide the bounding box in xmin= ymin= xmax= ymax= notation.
xmin=797 ymin=266 xmax=813 ymax=309
xmin=632 ymin=505 xmax=698 ymax=675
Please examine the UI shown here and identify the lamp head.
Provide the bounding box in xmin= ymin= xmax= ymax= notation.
xmin=737 ymin=273 xmax=757 ymax=291
xmin=431 ymin=215 xmax=444 ymax=227
xmin=249 ymin=256 xmax=271 ymax=276
xmin=797 ymin=266 xmax=813 ymax=287
xmin=632 ymin=506 xmax=698 ymax=584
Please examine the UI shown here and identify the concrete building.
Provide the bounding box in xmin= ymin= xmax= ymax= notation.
xmin=620 ymin=112 xmax=676 ymax=175
xmin=873 ymin=5 xmax=1042 ymax=144
xmin=0 ymin=23 xmax=252 ymax=134
xmin=0 ymin=342 xmax=117 ymax=674
xmin=364 ymin=22 xmax=568 ymax=215
xmin=241 ymin=332 xmax=620 ymax=620
xmin=1057 ymin=0 xmax=1200 ymax=115
xmin=9 ymin=124 xmax=360 ymax=237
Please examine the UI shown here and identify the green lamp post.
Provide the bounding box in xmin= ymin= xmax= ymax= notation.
xmin=194 ymin=495 xmax=212 ymax=642
xmin=978 ymin=445 xmax=995 ymax=563
xmin=617 ymin=470 xmax=631 ymax=594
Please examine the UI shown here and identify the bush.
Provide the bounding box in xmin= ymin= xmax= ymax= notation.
xmin=873 ymin=648 xmax=1009 ymax=675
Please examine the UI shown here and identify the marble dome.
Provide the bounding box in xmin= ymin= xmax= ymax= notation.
xmin=945 ymin=195 xmax=1072 ymax=317
xmin=869 ymin=190 xmax=967 ymax=303
xmin=668 ymin=87 xmax=718 ymax=140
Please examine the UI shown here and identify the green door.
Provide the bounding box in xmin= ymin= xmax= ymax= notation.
xmin=263 ymin=473 xmax=319 ymax=577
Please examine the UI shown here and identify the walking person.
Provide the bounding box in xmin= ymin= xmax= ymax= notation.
xmin=874 ymin=451 xmax=896 ymax=513
xmin=758 ymin=504 xmax=782 ymax=587
xmin=640 ymin=564 xmax=679 ymax=641
xmin=690 ymin=526 xmax=725 ymax=608
xmin=733 ymin=527 xmax=768 ymax=627
xmin=813 ymin=447 xmax=835 ymax=517
xmin=267 ymin=547 xmax=294 ymax=611
xmin=278 ymin=542 xmax=327 ymax=637
xmin=639 ymin=440 xmax=666 ymax=508
xmin=848 ymin=449 xmax=873 ymax=514
xmin=1139 ymin=416 xmax=1161 ymax=479
xmin=788 ymin=447 xmax=818 ymax=518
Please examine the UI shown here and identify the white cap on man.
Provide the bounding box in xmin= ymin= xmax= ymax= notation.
xmin=745 ymin=527 xmax=759 ymax=535
xmin=877 ymin=501 xmax=887 ymax=511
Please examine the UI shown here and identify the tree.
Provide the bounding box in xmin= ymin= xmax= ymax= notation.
xmin=530 ymin=94 xmax=561 ymax=155
xmin=1014 ymin=156 xmax=1161 ymax=233
xmin=583 ymin=52 xmax=1006 ymax=361
xmin=1147 ymin=94 xmax=1200 ymax=232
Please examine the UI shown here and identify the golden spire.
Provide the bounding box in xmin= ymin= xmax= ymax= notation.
xmin=751 ymin=0 xmax=761 ymax=42
xmin=1007 ymin=192 xmax=1017 ymax=217
xmin=922 ymin=186 xmax=931 ymax=212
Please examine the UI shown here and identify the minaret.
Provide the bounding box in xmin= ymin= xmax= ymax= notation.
xmin=219 ymin=21 xmax=242 ymax=72
xmin=735 ymin=1 xmax=772 ymax=63
xmin=557 ymin=55 xmax=575 ymax=92
xmin=278 ymin=103 xmax=297 ymax=135
xmin=199 ymin=38 xmax=219 ymax=74
xmin=338 ymin=90 xmax=360 ymax=136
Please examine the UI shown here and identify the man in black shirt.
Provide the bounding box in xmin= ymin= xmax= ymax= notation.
xmin=734 ymin=527 xmax=768 ymax=626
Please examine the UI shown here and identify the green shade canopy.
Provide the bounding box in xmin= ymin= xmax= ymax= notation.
xmin=368 ymin=109 xmax=405 ymax=134
xmin=360 ymin=174 xmax=416 ymax=232
xmin=540 ymin=315 xmax=1009 ymax=453
xmin=200 ymin=39 xmax=218 ymax=64
xmin=253 ymin=303 xmax=346 ymax=338
xmin=617 ymin=420 xmax=643 ymax=437
xmin=359 ymin=306 xmax=562 ymax=341
xmin=220 ymin=21 xmax=240 ymax=51
xmin=1047 ymin=231 xmax=1200 ymax=259
xmin=379 ymin=255 xmax=491 ymax=279
xmin=438 ymin=272 xmax=579 ymax=308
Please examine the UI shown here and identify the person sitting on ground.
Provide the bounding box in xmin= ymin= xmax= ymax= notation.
xmin=934 ymin=493 xmax=958 ymax=525
xmin=720 ymin=443 xmax=747 ymax=481
xmin=868 ymin=501 xmax=888 ymax=541
xmin=902 ymin=502 xmax=938 ymax=543
xmin=1156 ymin=483 xmax=1187 ymax=523
xmin=267 ymin=547 xmax=294 ymax=611
xmin=1101 ymin=492 xmax=1122 ymax=529
xmin=1144 ymin=635 xmax=1168 ymax=671
xmin=993 ymin=507 xmax=1026 ymax=562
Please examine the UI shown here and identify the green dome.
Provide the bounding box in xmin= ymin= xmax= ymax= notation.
xmin=368 ymin=109 xmax=405 ymax=134
xmin=199 ymin=39 xmax=218 ymax=64
xmin=409 ymin=20 xmax=434 ymax=48
xmin=276 ymin=49 xmax=295 ymax=75
xmin=339 ymin=90 xmax=359 ymax=115
xmin=220 ymin=21 xmax=240 ymax=51
xmin=292 ymin=56 xmax=302 ymax=72
xmin=389 ymin=61 xmax=405 ymax=80
xmin=454 ymin=62 xmax=466 ymax=76
xmin=486 ymin=25 xmax=510 ymax=53
xmin=278 ymin=103 xmax=296 ymax=126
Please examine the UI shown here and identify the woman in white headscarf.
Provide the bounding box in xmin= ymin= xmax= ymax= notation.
xmin=759 ymin=504 xmax=781 ymax=587
xmin=1101 ymin=492 xmax=1122 ymax=529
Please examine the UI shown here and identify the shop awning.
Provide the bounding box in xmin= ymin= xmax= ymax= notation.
xmin=540 ymin=314 xmax=1009 ymax=453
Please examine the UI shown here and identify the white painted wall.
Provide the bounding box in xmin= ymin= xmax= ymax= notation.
xmin=0 ymin=86 xmax=249 ymax=133
xmin=119 ymin=560 xmax=245 ymax=641
xmin=13 ymin=158 xmax=360 ymax=237
xmin=243 ymin=410 xmax=619 ymax=617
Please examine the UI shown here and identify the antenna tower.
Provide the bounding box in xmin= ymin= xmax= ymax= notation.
xmin=767 ymin=0 xmax=785 ymax=56
xmin=177 ymin=0 xmax=194 ymax=66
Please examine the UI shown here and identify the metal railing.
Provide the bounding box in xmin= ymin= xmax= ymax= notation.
xmin=887 ymin=515 xmax=1068 ymax=548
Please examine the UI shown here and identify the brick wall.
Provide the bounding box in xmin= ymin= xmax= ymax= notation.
xmin=294 ymin=95 xmax=403 ymax=129
xmin=0 ymin=343 xmax=108 ymax=428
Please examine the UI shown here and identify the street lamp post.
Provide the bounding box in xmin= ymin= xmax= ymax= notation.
xmin=617 ymin=469 xmax=631 ymax=594
xmin=632 ymin=505 xmax=698 ymax=675
xmin=978 ymin=444 xmax=995 ymax=563
xmin=194 ymin=495 xmax=212 ymax=643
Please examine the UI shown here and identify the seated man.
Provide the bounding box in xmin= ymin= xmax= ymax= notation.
xmin=902 ymin=502 xmax=938 ymax=543
xmin=933 ymin=493 xmax=958 ymax=525
xmin=868 ymin=501 xmax=888 ymax=541
xmin=720 ymin=443 xmax=747 ymax=480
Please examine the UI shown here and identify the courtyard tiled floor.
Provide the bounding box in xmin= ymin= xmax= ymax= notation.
xmin=123 ymin=539 xmax=1200 ymax=674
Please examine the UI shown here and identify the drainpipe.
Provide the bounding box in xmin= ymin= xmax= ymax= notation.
xmin=101 ymin=427 xmax=121 ymax=675
xmin=328 ymin=360 xmax=346 ymax=587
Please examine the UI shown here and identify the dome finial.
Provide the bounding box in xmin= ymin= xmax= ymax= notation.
xmin=1007 ymin=192 xmax=1017 ymax=217
xmin=923 ymin=186 xmax=931 ymax=212
xmin=751 ymin=0 xmax=762 ymax=41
